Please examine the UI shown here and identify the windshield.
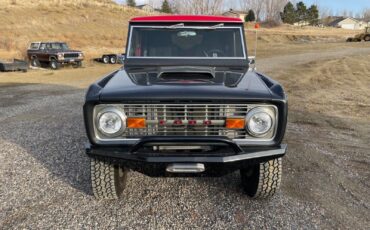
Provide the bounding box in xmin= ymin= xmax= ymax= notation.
xmin=128 ymin=26 xmax=245 ymax=59
xmin=46 ymin=43 xmax=69 ymax=50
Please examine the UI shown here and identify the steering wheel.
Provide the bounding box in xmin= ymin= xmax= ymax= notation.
xmin=203 ymin=49 xmax=225 ymax=57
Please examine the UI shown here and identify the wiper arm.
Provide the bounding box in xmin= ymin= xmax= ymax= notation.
xmin=164 ymin=23 xmax=224 ymax=29
xmin=209 ymin=23 xmax=224 ymax=29
xmin=192 ymin=23 xmax=225 ymax=30
xmin=166 ymin=23 xmax=185 ymax=29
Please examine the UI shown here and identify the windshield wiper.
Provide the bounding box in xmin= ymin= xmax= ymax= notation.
xmin=166 ymin=23 xmax=185 ymax=29
xmin=192 ymin=23 xmax=225 ymax=30
xmin=209 ymin=23 xmax=224 ymax=29
xmin=164 ymin=23 xmax=224 ymax=30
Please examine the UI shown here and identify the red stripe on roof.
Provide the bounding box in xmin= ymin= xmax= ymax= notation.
xmin=130 ymin=15 xmax=243 ymax=23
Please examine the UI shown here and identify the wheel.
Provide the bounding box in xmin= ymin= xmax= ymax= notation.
xmin=49 ymin=59 xmax=60 ymax=70
xmin=109 ymin=55 xmax=117 ymax=64
xmin=72 ymin=61 xmax=82 ymax=68
xmin=30 ymin=57 xmax=40 ymax=67
xmin=346 ymin=38 xmax=353 ymax=42
xmin=90 ymin=157 xmax=127 ymax=199
xmin=240 ymin=158 xmax=282 ymax=198
xmin=364 ymin=35 xmax=370 ymax=42
xmin=102 ymin=55 xmax=109 ymax=64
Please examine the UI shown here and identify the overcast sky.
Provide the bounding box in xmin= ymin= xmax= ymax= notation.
xmin=115 ymin=0 xmax=369 ymax=15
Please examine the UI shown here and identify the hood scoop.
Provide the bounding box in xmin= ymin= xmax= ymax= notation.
xmin=128 ymin=66 xmax=245 ymax=87
xmin=158 ymin=66 xmax=215 ymax=83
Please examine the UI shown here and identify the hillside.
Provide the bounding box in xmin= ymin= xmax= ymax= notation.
xmin=0 ymin=0 xmax=362 ymax=60
xmin=0 ymin=0 xmax=150 ymax=59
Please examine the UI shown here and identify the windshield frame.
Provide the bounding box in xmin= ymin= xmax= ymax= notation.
xmin=126 ymin=25 xmax=247 ymax=60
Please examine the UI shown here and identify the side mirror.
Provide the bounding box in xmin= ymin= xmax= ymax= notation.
xmin=248 ymin=56 xmax=256 ymax=71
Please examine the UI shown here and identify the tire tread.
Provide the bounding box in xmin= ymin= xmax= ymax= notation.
xmin=241 ymin=158 xmax=282 ymax=198
xmin=90 ymin=157 xmax=126 ymax=199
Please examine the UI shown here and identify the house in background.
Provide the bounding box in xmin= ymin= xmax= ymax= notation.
xmin=222 ymin=9 xmax=247 ymax=22
xmin=327 ymin=17 xmax=368 ymax=30
xmin=136 ymin=4 xmax=155 ymax=13
xmin=293 ymin=20 xmax=310 ymax=26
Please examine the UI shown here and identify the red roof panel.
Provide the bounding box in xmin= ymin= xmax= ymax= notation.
xmin=130 ymin=15 xmax=243 ymax=23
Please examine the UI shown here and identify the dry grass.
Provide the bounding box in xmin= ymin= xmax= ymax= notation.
xmin=0 ymin=0 xmax=151 ymax=59
xmin=244 ymin=23 xmax=364 ymax=58
xmin=273 ymin=55 xmax=370 ymax=120
xmin=245 ymin=23 xmax=361 ymax=46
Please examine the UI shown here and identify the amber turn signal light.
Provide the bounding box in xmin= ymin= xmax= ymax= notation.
xmin=127 ymin=117 xmax=146 ymax=129
xmin=226 ymin=118 xmax=245 ymax=129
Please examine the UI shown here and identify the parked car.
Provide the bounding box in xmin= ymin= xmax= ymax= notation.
xmin=27 ymin=42 xmax=84 ymax=70
xmin=0 ymin=59 xmax=28 ymax=72
xmin=84 ymin=15 xmax=288 ymax=200
xmin=101 ymin=53 xmax=125 ymax=64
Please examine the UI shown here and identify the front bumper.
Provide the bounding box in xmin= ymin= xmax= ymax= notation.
xmin=86 ymin=137 xmax=287 ymax=177
xmin=58 ymin=57 xmax=83 ymax=63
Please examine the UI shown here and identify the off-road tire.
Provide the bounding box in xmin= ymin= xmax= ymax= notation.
xmin=73 ymin=61 xmax=82 ymax=68
xmin=110 ymin=55 xmax=117 ymax=64
xmin=364 ymin=35 xmax=370 ymax=42
xmin=102 ymin=55 xmax=109 ymax=64
xmin=49 ymin=59 xmax=60 ymax=70
xmin=346 ymin=38 xmax=353 ymax=42
xmin=240 ymin=158 xmax=282 ymax=198
xmin=30 ymin=57 xmax=40 ymax=67
xmin=90 ymin=157 xmax=127 ymax=199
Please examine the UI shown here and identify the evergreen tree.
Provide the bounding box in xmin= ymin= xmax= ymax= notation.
xmin=245 ymin=9 xmax=256 ymax=22
xmin=126 ymin=0 xmax=136 ymax=7
xmin=296 ymin=1 xmax=308 ymax=22
xmin=161 ymin=0 xmax=172 ymax=13
xmin=280 ymin=2 xmax=296 ymax=24
xmin=307 ymin=5 xmax=319 ymax=25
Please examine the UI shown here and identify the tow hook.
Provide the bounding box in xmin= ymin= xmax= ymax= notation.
xmin=166 ymin=163 xmax=205 ymax=173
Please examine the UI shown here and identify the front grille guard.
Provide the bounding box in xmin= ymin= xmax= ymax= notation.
xmin=130 ymin=136 xmax=243 ymax=154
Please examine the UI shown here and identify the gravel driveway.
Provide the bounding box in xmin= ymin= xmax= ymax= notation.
xmin=1 ymin=47 xmax=369 ymax=229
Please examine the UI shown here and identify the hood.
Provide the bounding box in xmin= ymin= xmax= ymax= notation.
xmin=99 ymin=67 xmax=273 ymax=101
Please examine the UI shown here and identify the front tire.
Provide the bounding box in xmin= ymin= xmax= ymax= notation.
xmin=90 ymin=157 xmax=127 ymax=199
xmin=30 ymin=57 xmax=40 ymax=67
xmin=364 ymin=35 xmax=370 ymax=42
xmin=49 ymin=59 xmax=60 ymax=70
xmin=240 ymin=158 xmax=282 ymax=198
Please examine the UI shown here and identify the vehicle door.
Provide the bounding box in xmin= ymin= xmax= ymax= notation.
xmin=38 ymin=43 xmax=48 ymax=61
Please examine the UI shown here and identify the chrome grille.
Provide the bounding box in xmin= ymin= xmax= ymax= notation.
xmin=121 ymin=104 xmax=251 ymax=139
xmin=64 ymin=53 xmax=79 ymax=58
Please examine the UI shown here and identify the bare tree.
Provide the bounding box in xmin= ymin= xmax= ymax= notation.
xmin=239 ymin=0 xmax=265 ymax=21
xmin=362 ymin=8 xmax=370 ymax=21
xmin=170 ymin=0 xmax=224 ymax=15
xmin=264 ymin=0 xmax=288 ymax=21
xmin=318 ymin=5 xmax=332 ymax=19
xmin=341 ymin=9 xmax=348 ymax=17
xmin=238 ymin=0 xmax=287 ymax=22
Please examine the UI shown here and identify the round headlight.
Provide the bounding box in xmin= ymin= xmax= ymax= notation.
xmin=246 ymin=108 xmax=273 ymax=136
xmin=97 ymin=108 xmax=126 ymax=137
